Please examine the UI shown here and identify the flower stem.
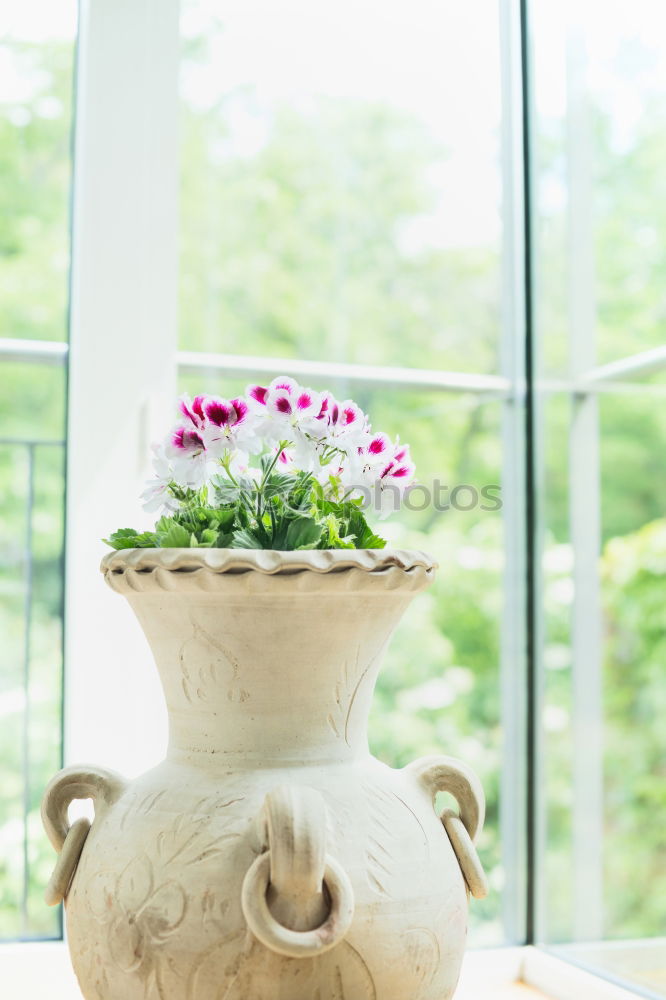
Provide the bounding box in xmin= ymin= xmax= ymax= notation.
xmin=260 ymin=441 xmax=289 ymax=489
xmin=221 ymin=456 xmax=239 ymax=486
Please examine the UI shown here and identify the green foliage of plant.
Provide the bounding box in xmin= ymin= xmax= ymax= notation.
xmin=104 ymin=461 xmax=386 ymax=552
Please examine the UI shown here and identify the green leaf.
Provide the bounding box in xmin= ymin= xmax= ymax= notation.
xmin=319 ymin=513 xmax=355 ymax=549
xmin=103 ymin=528 xmax=139 ymax=550
xmin=156 ymin=520 xmax=191 ymax=547
xmin=349 ymin=507 xmax=387 ymax=549
xmin=284 ymin=517 xmax=323 ymax=550
xmin=328 ymin=474 xmax=343 ymax=500
xmin=357 ymin=526 xmax=387 ymax=549
xmin=103 ymin=528 xmax=157 ymax=550
xmin=155 ymin=515 xmax=175 ymax=535
xmin=210 ymin=478 xmax=241 ymax=506
xmin=264 ymin=471 xmax=298 ymax=497
xmin=190 ymin=527 xmax=219 ymax=547
xmin=309 ymin=498 xmax=387 ymax=550
xmin=133 ymin=531 xmax=159 ymax=548
xmin=230 ymin=528 xmax=264 ymax=549
xmin=214 ymin=508 xmax=237 ymax=531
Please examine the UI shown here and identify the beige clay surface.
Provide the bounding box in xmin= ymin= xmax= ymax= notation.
xmin=42 ymin=548 xmax=487 ymax=1000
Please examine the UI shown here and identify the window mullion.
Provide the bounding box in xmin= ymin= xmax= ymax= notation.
xmin=565 ymin=19 xmax=604 ymax=944
xmin=498 ymin=0 xmax=531 ymax=947
xmin=65 ymin=0 xmax=180 ymax=775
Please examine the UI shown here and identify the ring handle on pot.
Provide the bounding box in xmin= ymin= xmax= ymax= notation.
xmin=241 ymin=786 xmax=354 ymax=958
xmin=406 ymin=754 xmax=489 ymax=900
xmin=41 ymin=764 xmax=127 ymax=906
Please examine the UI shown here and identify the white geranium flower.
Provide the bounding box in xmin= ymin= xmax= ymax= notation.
xmin=140 ymin=444 xmax=179 ymax=513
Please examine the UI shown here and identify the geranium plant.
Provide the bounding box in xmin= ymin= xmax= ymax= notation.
xmin=104 ymin=377 xmax=416 ymax=551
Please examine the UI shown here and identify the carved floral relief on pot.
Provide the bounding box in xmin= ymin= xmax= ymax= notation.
xmin=178 ymin=617 xmax=251 ymax=705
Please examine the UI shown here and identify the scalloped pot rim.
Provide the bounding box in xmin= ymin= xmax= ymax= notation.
xmin=100 ymin=547 xmax=438 ymax=578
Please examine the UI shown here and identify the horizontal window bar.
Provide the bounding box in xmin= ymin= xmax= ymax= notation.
xmin=177 ymin=350 xmax=511 ymax=395
xmin=1 ymin=339 xmax=664 ymax=396
xmin=583 ymin=345 xmax=666 ymax=384
xmin=0 ymin=338 xmax=69 ymax=365
xmin=538 ymin=377 xmax=666 ymax=397
xmin=0 ymin=438 xmax=65 ymax=447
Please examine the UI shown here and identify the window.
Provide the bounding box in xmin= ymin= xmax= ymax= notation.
xmin=1 ymin=2 xmax=664 ymax=997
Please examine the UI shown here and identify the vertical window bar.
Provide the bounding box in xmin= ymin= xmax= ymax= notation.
xmin=499 ymin=0 xmax=529 ymax=945
xmin=566 ymin=21 xmax=604 ymax=943
xmin=520 ymin=0 xmax=541 ymax=946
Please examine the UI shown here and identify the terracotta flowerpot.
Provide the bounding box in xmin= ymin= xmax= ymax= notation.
xmin=42 ymin=548 xmax=487 ymax=1000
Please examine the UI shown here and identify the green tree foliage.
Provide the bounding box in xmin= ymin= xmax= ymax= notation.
xmin=180 ymin=90 xmax=499 ymax=374
xmin=602 ymin=519 xmax=666 ymax=938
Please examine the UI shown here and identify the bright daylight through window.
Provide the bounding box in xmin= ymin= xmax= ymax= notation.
xmin=0 ymin=0 xmax=664 ymax=998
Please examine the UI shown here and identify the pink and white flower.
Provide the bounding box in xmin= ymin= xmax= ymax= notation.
xmin=170 ymin=426 xmax=206 ymax=455
xmin=245 ymin=377 xmax=324 ymax=465
xmin=143 ymin=378 xmax=416 ymax=521
xmin=341 ymin=435 xmax=415 ymax=516
xmin=277 ymin=446 xmax=295 ymax=468
xmin=166 ymin=424 xmax=210 ymax=489
xmin=308 ymin=393 xmax=368 ymax=469
xmin=342 ymin=432 xmax=392 ymax=485
xmin=203 ymin=395 xmax=253 ymax=454
xmin=178 ymin=394 xmax=207 ymax=430
xmin=246 ymin=384 xmax=269 ymax=409
xmin=246 ymin=379 xmax=322 ymax=424
xmin=375 ymin=442 xmax=416 ymax=517
xmin=244 ymin=380 xmax=278 ymax=446
xmin=267 ymin=379 xmax=323 ymax=428
xmin=323 ymin=396 xmax=367 ymax=440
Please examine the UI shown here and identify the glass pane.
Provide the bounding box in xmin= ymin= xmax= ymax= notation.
xmin=532 ymin=0 xmax=666 ymax=374
xmin=0 ymin=0 xmax=75 ymax=939
xmin=179 ymin=0 xmax=503 ymax=373
xmin=0 ymin=4 xmax=76 ymax=344
xmin=532 ymin=0 xmax=666 ymax=993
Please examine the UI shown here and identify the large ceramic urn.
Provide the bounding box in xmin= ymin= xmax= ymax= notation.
xmin=42 ymin=548 xmax=487 ymax=1000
